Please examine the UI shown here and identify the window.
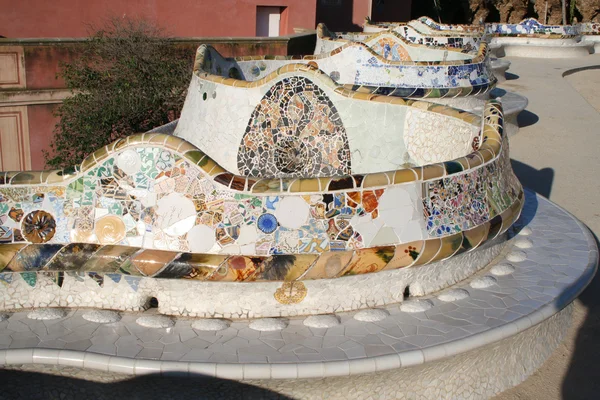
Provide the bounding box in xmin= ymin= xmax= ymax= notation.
xmin=256 ymin=6 xmax=286 ymax=37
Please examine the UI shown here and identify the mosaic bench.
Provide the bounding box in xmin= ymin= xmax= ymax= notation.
xmin=198 ymin=39 xmax=495 ymax=101
xmin=487 ymin=18 xmax=593 ymax=58
xmin=363 ymin=16 xmax=485 ymax=35
xmin=179 ymin=44 xmax=488 ymax=176
xmin=579 ymin=22 xmax=600 ymax=52
xmin=315 ymin=23 xmax=482 ymax=61
xmin=312 ymin=24 xmax=525 ymax=134
xmin=352 ymin=18 xmax=482 ymax=51
xmin=486 ymin=18 xmax=581 ymax=37
xmin=0 ymin=40 xmax=596 ymax=400
xmin=0 ymin=81 xmax=523 ymax=317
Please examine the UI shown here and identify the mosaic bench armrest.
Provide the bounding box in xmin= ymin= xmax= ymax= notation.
xmin=315 ymin=23 xmax=482 ymax=61
xmin=363 ymin=16 xmax=485 ymax=35
xmin=0 ymin=100 xmax=522 ymax=284
xmin=579 ymin=22 xmax=600 ymax=35
xmin=175 ymin=44 xmax=495 ymax=178
xmin=486 ymin=18 xmax=581 ymax=37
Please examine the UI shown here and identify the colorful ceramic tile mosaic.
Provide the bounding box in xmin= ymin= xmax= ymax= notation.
xmin=198 ymin=42 xmax=495 ymax=104
xmin=0 ymin=100 xmax=522 ymax=285
xmin=486 ymin=18 xmax=581 ymax=37
xmin=317 ymin=24 xmax=481 ymax=58
xmin=180 ymin=44 xmax=485 ymax=176
xmin=363 ymin=17 xmax=485 ymax=36
xmin=334 ymin=20 xmax=483 ymax=52
xmin=579 ymin=22 xmax=600 ymax=35
xmin=237 ymin=76 xmax=351 ymax=178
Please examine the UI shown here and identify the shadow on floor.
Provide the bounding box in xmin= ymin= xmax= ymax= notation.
xmin=505 ymin=72 xmax=519 ymax=80
xmin=510 ymin=160 xmax=554 ymax=198
xmin=561 ymin=232 xmax=600 ymax=400
xmin=517 ymin=110 xmax=539 ymax=129
xmin=0 ymin=370 xmax=292 ymax=400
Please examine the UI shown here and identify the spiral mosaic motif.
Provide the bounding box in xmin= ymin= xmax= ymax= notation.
xmin=21 ymin=210 xmax=56 ymax=244
xmin=237 ymin=76 xmax=351 ymax=178
xmin=94 ymin=215 xmax=126 ymax=245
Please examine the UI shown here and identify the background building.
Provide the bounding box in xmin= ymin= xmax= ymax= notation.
xmin=0 ymin=0 xmax=412 ymax=171
xmin=0 ymin=0 xmax=412 ymax=38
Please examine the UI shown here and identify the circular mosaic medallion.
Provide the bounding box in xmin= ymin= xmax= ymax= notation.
xmin=274 ymin=281 xmax=308 ymax=304
xmin=257 ymin=213 xmax=278 ymax=234
xmin=94 ymin=215 xmax=127 ymax=244
xmin=117 ymin=150 xmax=142 ymax=175
xmin=21 ymin=210 xmax=56 ymax=243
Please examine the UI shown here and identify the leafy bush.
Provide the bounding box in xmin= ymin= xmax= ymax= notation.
xmin=45 ymin=18 xmax=193 ymax=168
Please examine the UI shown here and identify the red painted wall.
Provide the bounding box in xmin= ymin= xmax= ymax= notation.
xmin=0 ymin=0 xmax=317 ymax=38
xmin=316 ymin=0 xmax=411 ymax=32
xmin=27 ymin=104 xmax=58 ymax=170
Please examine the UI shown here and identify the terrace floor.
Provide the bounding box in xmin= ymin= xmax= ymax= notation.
xmin=494 ymin=53 xmax=600 ymax=400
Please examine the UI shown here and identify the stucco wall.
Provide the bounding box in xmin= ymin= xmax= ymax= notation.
xmin=0 ymin=0 xmax=317 ymax=38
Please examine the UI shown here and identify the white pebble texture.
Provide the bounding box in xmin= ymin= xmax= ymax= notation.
xmin=470 ymin=276 xmax=497 ymax=289
xmin=515 ymin=238 xmax=533 ymax=249
xmin=249 ymin=318 xmax=287 ymax=332
xmin=491 ymin=263 xmax=516 ymax=276
xmin=303 ymin=315 xmax=340 ymax=328
xmin=136 ymin=315 xmax=174 ymax=328
xmin=27 ymin=308 xmax=67 ymax=320
xmin=82 ymin=310 xmax=121 ymax=324
xmin=437 ymin=289 xmax=470 ymax=302
xmin=354 ymin=309 xmax=389 ymax=322
xmin=507 ymin=250 xmax=527 ymax=262
xmin=399 ymin=299 xmax=434 ymax=313
xmin=192 ymin=319 xmax=230 ymax=331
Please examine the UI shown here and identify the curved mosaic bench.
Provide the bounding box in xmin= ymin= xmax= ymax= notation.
xmin=315 ymin=23 xmax=481 ymax=58
xmin=486 ymin=18 xmax=580 ymax=37
xmin=580 ymin=22 xmax=600 ymax=52
xmin=487 ymin=18 xmax=593 ymax=58
xmin=353 ymin=19 xmax=482 ymax=51
xmin=196 ymin=42 xmax=495 ymax=102
xmin=178 ymin=44 xmax=491 ymax=175
xmin=0 ymin=192 xmax=594 ymax=400
xmin=310 ymin=23 xmax=523 ymax=132
xmin=0 ymin=88 xmax=522 ymax=316
xmin=363 ymin=16 xmax=485 ymax=35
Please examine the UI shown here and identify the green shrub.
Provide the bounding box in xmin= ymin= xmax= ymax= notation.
xmin=45 ymin=18 xmax=193 ymax=168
